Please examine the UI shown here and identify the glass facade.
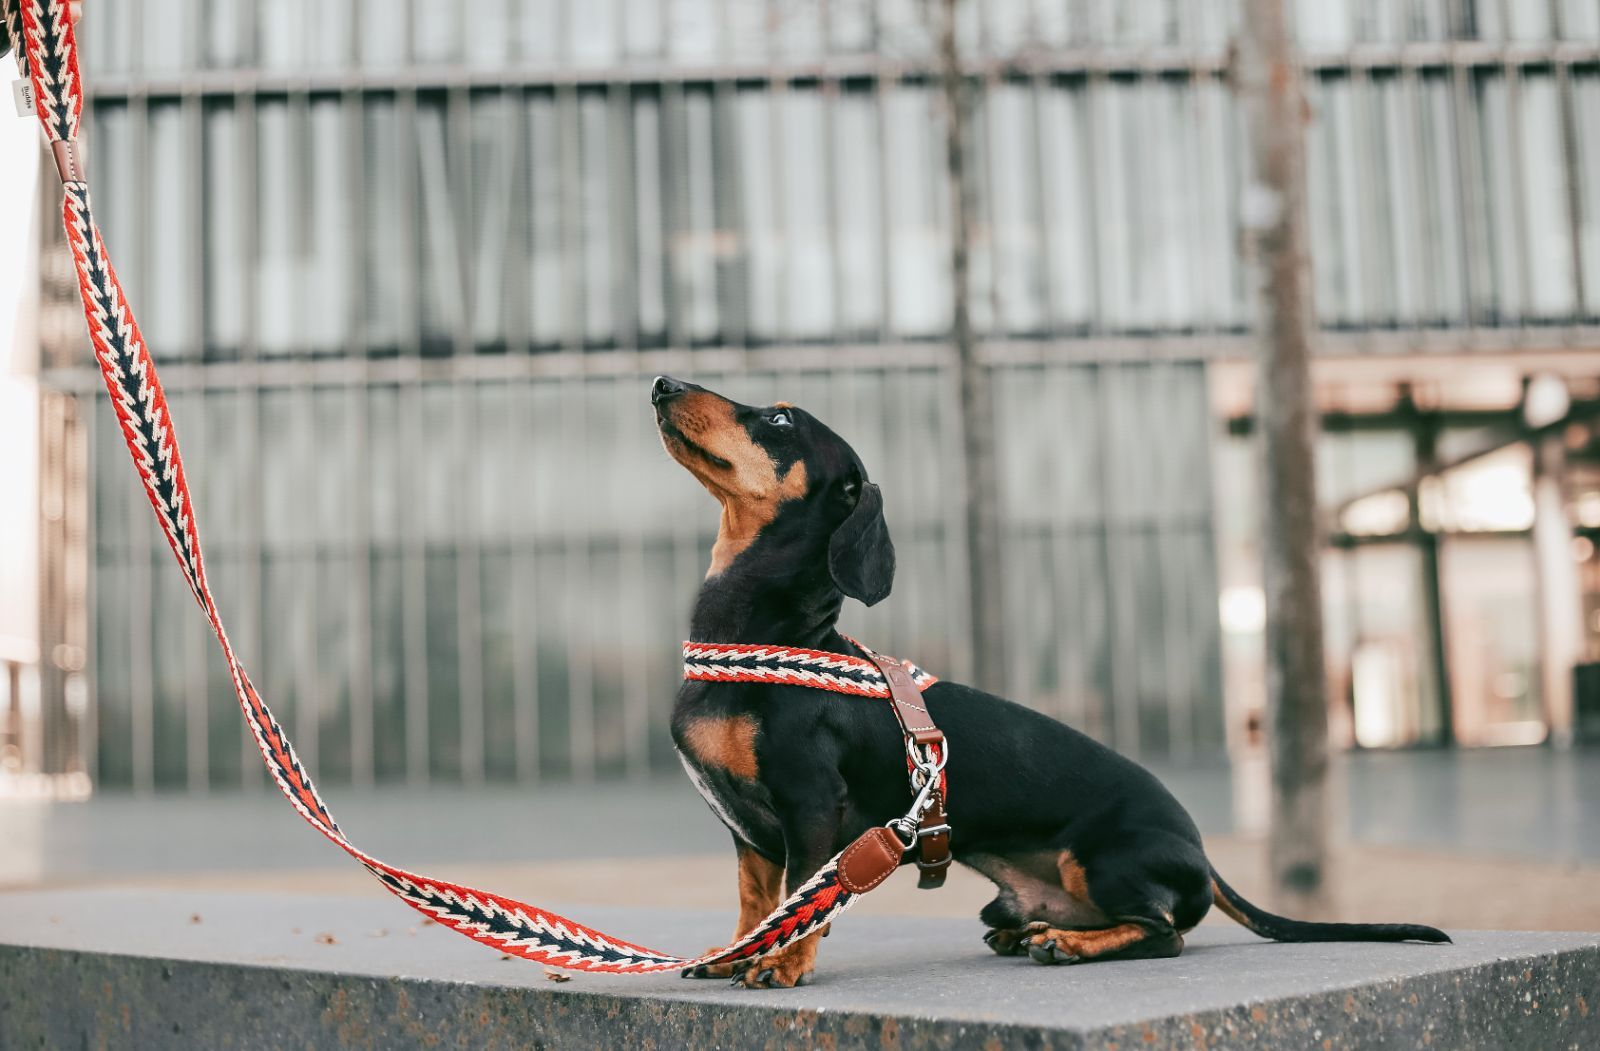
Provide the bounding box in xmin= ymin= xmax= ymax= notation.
xmin=42 ymin=1 xmax=1600 ymax=790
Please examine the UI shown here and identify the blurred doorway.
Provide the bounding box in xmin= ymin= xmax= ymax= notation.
xmin=1438 ymin=537 xmax=1545 ymax=746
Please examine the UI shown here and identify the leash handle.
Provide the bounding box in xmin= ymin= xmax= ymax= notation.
xmin=15 ymin=0 xmax=905 ymax=974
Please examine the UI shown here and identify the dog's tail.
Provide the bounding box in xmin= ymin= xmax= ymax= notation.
xmin=1209 ymin=867 xmax=1450 ymax=944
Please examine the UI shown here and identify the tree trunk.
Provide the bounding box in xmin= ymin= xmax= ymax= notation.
xmin=1235 ymin=0 xmax=1332 ymax=918
xmin=936 ymin=0 xmax=1004 ymax=692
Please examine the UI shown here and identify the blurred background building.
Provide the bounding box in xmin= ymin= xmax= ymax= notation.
xmin=5 ymin=0 xmax=1599 ymax=797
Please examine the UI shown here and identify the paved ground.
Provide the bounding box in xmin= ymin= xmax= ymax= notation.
xmin=5 ymin=749 xmax=1599 ymax=928
xmin=5 ymin=749 xmax=1599 ymax=1047
xmin=3 ymin=889 xmax=1597 ymax=1050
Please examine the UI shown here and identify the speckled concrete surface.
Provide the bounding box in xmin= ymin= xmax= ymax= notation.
xmin=2 ymin=889 xmax=1596 ymax=1049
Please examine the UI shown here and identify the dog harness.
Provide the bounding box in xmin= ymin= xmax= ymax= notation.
xmin=683 ymin=642 xmax=954 ymax=888
xmin=10 ymin=0 xmax=948 ymax=975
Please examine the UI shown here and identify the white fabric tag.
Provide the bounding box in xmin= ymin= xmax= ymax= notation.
xmin=12 ymin=77 xmax=32 ymax=118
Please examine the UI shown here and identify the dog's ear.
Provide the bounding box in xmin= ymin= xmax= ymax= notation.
xmin=828 ymin=476 xmax=895 ymax=606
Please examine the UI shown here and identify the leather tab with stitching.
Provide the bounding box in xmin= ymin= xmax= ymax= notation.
xmin=838 ymin=826 xmax=906 ymax=894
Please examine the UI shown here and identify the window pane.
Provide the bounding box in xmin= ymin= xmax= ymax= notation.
xmin=203 ymin=102 xmax=245 ymax=356
xmin=256 ymin=100 xmax=297 ymax=355
xmin=834 ymin=86 xmax=884 ymax=338
xmin=306 ymin=99 xmax=352 ymax=354
xmin=145 ymin=101 xmax=197 ymax=358
xmin=884 ymin=85 xmax=948 ymax=336
xmin=363 ymin=98 xmax=407 ymax=352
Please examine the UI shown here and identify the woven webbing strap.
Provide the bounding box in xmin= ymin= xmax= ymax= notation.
xmin=12 ymin=0 xmax=901 ymax=974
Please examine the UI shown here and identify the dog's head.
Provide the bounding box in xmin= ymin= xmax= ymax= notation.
xmin=651 ymin=375 xmax=894 ymax=606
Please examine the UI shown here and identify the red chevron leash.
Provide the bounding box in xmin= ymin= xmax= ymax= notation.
xmin=12 ymin=0 xmax=947 ymax=975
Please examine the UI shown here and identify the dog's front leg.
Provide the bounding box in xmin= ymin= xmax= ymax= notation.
xmin=682 ymin=839 xmax=782 ymax=979
xmin=732 ymin=788 xmax=844 ymax=988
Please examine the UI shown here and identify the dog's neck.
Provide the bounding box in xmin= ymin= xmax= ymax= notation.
xmin=688 ymin=536 xmax=847 ymax=651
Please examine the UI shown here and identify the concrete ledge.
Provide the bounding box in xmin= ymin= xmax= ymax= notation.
xmin=2 ymin=890 xmax=1597 ymax=1049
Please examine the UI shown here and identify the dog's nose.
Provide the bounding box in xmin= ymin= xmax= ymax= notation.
xmin=651 ymin=375 xmax=685 ymax=404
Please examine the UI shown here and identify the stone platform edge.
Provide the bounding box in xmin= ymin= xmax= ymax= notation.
xmin=3 ymin=940 xmax=1598 ymax=1050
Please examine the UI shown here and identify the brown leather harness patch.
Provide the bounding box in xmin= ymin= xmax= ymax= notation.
xmin=838 ymin=826 xmax=906 ymax=894
xmin=680 ymin=715 xmax=760 ymax=779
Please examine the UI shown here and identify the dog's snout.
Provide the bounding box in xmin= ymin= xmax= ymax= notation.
xmin=651 ymin=375 xmax=685 ymax=405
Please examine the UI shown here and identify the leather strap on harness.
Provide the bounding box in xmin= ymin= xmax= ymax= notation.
xmin=861 ymin=649 xmax=953 ymax=889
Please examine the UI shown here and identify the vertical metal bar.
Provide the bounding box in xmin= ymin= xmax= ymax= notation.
xmin=287 ymin=87 xmax=322 ymax=781
xmin=564 ymin=374 xmax=595 ymax=781
xmin=822 ymin=77 xmax=846 ymax=345
xmin=662 ymin=81 xmax=686 ymax=350
xmin=294 ymin=385 xmax=321 ymax=777
xmin=237 ymin=84 xmax=264 ymax=791
xmin=873 ymin=73 xmax=893 ymax=348
xmin=512 ymin=374 xmax=541 ymax=782
xmin=1095 ymin=364 xmax=1137 ymax=758
xmin=398 ymin=80 xmax=431 ymax=785
xmin=555 ymin=79 xmax=595 ymax=779
xmin=344 ymin=74 xmax=375 ymax=789
xmin=1081 ymin=70 xmax=1107 ymax=334
xmin=505 ymin=87 xmax=531 ymax=357
xmin=1447 ymin=40 xmax=1487 ymax=326
xmin=1551 ymin=35 xmax=1589 ymax=314
xmin=1503 ymin=53 xmax=1533 ymax=325
xmin=1403 ymin=60 xmax=1434 ymax=324
xmin=1156 ymin=360 xmax=1192 ymax=761
xmin=715 ymin=78 xmax=746 ymax=352
xmin=559 ymin=84 xmax=583 ymax=349
xmin=456 ymin=370 xmax=486 ymax=785
xmin=1350 ymin=61 xmax=1379 ymax=330
xmin=1029 ymin=71 xmax=1059 ymax=334
xmin=183 ymin=403 xmax=209 ymax=791
xmin=619 ymin=375 xmax=651 ymax=778
xmin=449 ymin=84 xmax=486 ymax=785
xmin=182 ymin=84 xmax=208 ymax=790
xmin=509 ymin=88 xmax=539 ymax=782
xmin=609 ymin=79 xmax=653 ymax=778
xmin=129 ymin=87 xmax=155 ymax=794
xmin=81 ymin=380 xmax=100 ymax=788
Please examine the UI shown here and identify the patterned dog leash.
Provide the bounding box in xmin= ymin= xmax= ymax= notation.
xmin=10 ymin=0 xmax=946 ymax=975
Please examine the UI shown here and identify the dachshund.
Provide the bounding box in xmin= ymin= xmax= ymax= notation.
xmin=652 ymin=375 xmax=1448 ymax=989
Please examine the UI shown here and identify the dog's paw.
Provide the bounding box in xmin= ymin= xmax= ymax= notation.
xmin=1022 ymin=924 xmax=1083 ymax=966
xmin=983 ymin=923 xmax=1042 ymax=957
xmin=680 ymin=948 xmax=747 ymax=980
xmin=730 ymin=957 xmax=814 ymax=989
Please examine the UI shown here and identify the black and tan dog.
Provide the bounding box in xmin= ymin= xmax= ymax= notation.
xmin=653 ymin=375 xmax=1448 ymax=989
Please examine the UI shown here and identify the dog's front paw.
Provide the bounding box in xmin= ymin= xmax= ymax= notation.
xmin=681 ymin=948 xmax=747 ymax=980
xmin=727 ymin=935 xmax=820 ymax=989
xmin=730 ymin=956 xmax=813 ymax=988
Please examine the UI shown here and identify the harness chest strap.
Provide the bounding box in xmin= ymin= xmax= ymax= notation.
xmin=682 ymin=641 xmax=953 ymax=890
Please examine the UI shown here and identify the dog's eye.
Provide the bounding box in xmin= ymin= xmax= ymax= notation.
xmin=768 ymin=411 xmax=792 ymax=427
